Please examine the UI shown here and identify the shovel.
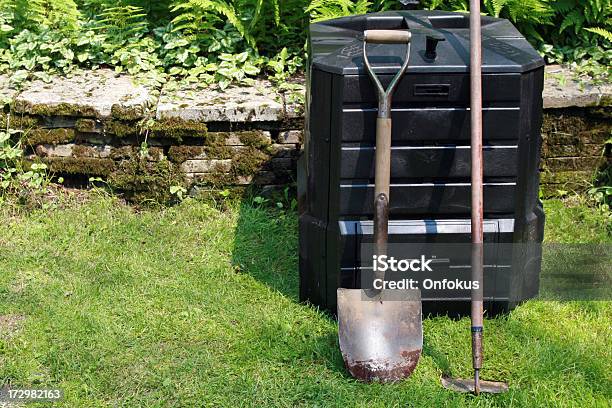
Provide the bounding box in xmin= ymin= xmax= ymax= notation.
xmin=441 ymin=0 xmax=508 ymax=395
xmin=337 ymin=29 xmax=423 ymax=383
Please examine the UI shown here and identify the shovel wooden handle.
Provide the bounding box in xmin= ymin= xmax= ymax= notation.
xmin=364 ymin=30 xmax=411 ymax=44
xmin=365 ymin=30 xmax=409 ymax=289
xmin=374 ymin=118 xmax=392 ymax=199
xmin=373 ymin=193 xmax=389 ymax=284
xmin=373 ymin=118 xmax=391 ymax=286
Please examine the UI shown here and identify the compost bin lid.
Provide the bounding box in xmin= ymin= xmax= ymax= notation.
xmin=309 ymin=10 xmax=544 ymax=74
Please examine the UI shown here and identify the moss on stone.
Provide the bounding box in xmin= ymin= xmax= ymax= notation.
xmin=168 ymin=146 xmax=205 ymax=163
xmin=108 ymin=146 xmax=163 ymax=162
xmin=188 ymin=172 xmax=236 ymax=188
xmin=167 ymin=128 xmax=272 ymax=162
xmin=108 ymin=155 xmax=185 ymax=205
xmin=237 ymin=131 xmax=271 ymax=149
xmin=207 ymin=144 xmax=232 ymax=159
xmin=149 ymin=117 xmax=208 ymax=141
xmin=44 ymin=157 xmax=115 ymax=176
xmin=588 ymin=106 xmax=612 ymax=120
xmin=147 ymin=147 xmax=164 ymax=161
xmin=106 ymin=120 xmax=140 ymax=138
xmin=542 ymin=156 xmax=603 ymax=172
xmin=540 ymin=170 xmax=592 ymax=185
xmin=110 ymin=105 xmax=145 ymax=121
xmin=171 ymin=139 xmax=273 ymax=187
xmin=598 ymin=96 xmax=612 ymax=108
xmin=542 ymin=142 xmax=603 ymax=158
xmin=230 ymin=147 xmax=269 ymax=178
xmin=71 ymin=144 xmax=98 ymax=158
xmin=542 ymin=110 xmax=611 ymax=145
xmin=75 ymin=119 xmax=98 ymax=133
xmin=16 ymin=102 xmax=98 ymax=118
xmin=265 ymin=143 xmax=296 ymax=158
xmin=109 ymin=146 xmax=136 ymax=160
xmin=0 ymin=113 xmax=39 ymax=130
xmin=168 ymin=144 xmax=232 ymax=163
xmin=25 ymin=128 xmax=76 ymax=145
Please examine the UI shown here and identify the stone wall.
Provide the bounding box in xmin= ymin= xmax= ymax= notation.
xmin=1 ymin=65 xmax=610 ymax=202
xmin=540 ymin=66 xmax=611 ymax=197
xmin=540 ymin=108 xmax=610 ymax=196
xmin=1 ymin=70 xmax=304 ymax=202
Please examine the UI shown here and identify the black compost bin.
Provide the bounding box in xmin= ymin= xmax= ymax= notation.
xmin=298 ymin=10 xmax=545 ymax=316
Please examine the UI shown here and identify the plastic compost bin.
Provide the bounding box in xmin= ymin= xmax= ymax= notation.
xmin=298 ymin=10 xmax=545 ymax=316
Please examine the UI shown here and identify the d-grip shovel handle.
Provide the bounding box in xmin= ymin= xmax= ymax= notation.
xmin=364 ymin=30 xmax=412 ymax=44
xmin=363 ymin=29 xmax=411 ymax=200
xmin=363 ymin=30 xmax=411 ymax=286
xmin=362 ymin=29 xmax=411 ymax=119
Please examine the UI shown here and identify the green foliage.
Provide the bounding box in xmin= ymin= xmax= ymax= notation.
xmin=77 ymin=0 xmax=175 ymax=23
xmin=266 ymin=47 xmax=303 ymax=82
xmin=485 ymin=0 xmax=553 ymax=42
xmin=0 ymin=0 xmax=81 ymax=33
xmin=588 ymin=137 xmax=612 ymax=212
xmin=0 ymin=0 xmax=83 ymax=79
xmin=424 ymin=0 xmax=612 ymax=81
xmin=538 ymin=0 xmax=611 ymax=80
xmin=544 ymin=197 xmax=611 ymax=241
xmin=171 ymin=0 xmax=252 ymax=45
xmin=170 ymin=184 xmax=187 ymax=201
xmin=0 ymin=0 xmax=609 ymax=86
xmin=0 ymin=114 xmax=51 ymax=204
xmin=588 ymin=184 xmax=612 ymax=212
xmin=307 ymin=0 xmax=371 ymax=22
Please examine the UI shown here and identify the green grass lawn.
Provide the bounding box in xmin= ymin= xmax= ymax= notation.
xmin=0 ymin=195 xmax=610 ymax=407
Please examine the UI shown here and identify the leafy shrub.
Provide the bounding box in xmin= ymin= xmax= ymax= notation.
xmin=1 ymin=115 xmax=51 ymax=206
xmin=423 ymin=0 xmax=611 ymax=80
xmin=588 ymin=137 xmax=612 ymax=212
xmin=0 ymin=0 xmax=609 ymax=87
xmin=307 ymin=0 xmax=371 ymax=22
xmin=0 ymin=0 xmax=81 ymax=33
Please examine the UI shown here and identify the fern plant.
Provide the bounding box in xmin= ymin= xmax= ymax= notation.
xmin=94 ymin=5 xmax=149 ymax=38
xmin=537 ymin=0 xmax=611 ymax=79
xmin=482 ymin=0 xmax=553 ymax=42
xmin=307 ymin=0 xmax=372 ymax=22
xmin=0 ymin=2 xmax=14 ymax=50
xmin=553 ymin=0 xmax=612 ymax=41
xmin=77 ymin=0 xmax=175 ymax=23
xmin=425 ymin=0 xmax=554 ymax=41
xmin=426 ymin=0 xmax=468 ymax=11
xmin=171 ymin=0 xmax=253 ymax=45
xmin=426 ymin=0 xmax=611 ymax=80
xmin=246 ymin=0 xmax=308 ymax=55
xmin=0 ymin=0 xmax=81 ymax=33
xmin=1 ymin=0 xmax=610 ymax=87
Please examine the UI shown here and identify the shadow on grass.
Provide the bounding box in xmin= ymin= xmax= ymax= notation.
xmin=229 ymin=198 xmax=350 ymax=376
xmin=230 ymin=199 xmax=300 ymax=301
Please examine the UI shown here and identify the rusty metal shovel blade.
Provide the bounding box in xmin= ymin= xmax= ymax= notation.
xmin=337 ymin=288 xmax=422 ymax=383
